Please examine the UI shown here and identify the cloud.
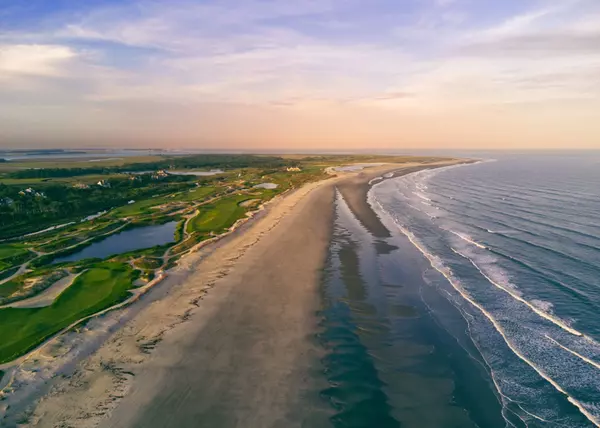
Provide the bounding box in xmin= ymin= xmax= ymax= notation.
xmin=0 ymin=0 xmax=600 ymax=148
xmin=458 ymin=28 xmax=600 ymax=57
xmin=56 ymin=0 xmax=339 ymax=53
xmin=0 ymin=44 xmax=76 ymax=78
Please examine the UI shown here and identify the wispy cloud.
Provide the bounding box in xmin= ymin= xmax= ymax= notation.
xmin=0 ymin=44 xmax=76 ymax=78
xmin=0 ymin=0 xmax=599 ymax=148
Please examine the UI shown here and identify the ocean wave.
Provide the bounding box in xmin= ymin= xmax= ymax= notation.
xmin=545 ymin=335 xmax=600 ymax=371
xmin=487 ymin=229 xmax=511 ymax=235
xmin=488 ymin=247 xmax=595 ymax=303
xmin=450 ymin=231 xmax=488 ymax=249
xmin=450 ymin=248 xmax=583 ymax=337
xmin=412 ymin=191 xmax=432 ymax=202
xmin=368 ymin=159 xmax=600 ymax=426
xmin=407 ymin=203 xmax=422 ymax=213
xmin=389 ymin=222 xmax=599 ymax=426
xmin=531 ymin=299 xmax=554 ymax=313
xmin=370 ymin=166 xmax=600 ymax=427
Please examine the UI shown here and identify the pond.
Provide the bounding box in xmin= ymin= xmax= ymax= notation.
xmin=167 ymin=169 xmax=224 ymax=176
xmin=53 ymin=221 xmax=177 ymax=263
xmin=334 ymin=163 xmax=385 ymax=172
xmin=253 ymin=183 xmax=278 ymax=189
xmin=126 ymin=169 xmax=224 ymax=176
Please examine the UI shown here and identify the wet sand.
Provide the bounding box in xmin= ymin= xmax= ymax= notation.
xmin=14 ymin=159 xmax=464 ymax=428
xmin=336 ymin=161 xmax=472 ymax=238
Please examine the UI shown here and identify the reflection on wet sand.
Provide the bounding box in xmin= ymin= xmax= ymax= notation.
xmin=315 ymin=190 xmax=504 ymax=427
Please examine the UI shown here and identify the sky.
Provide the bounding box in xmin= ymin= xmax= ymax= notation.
xmin=0 ymin=0 xmax=599 ymax=150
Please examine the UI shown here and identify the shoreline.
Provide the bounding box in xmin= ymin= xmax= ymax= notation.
xmin=1 ymin=159 xmax=466 ymax=427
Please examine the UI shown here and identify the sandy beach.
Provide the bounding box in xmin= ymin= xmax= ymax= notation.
xmin=4 ymin=160 xmax=462 ymax=428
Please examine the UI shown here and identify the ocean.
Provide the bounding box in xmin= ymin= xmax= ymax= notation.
xmin=318 ymin=153 xmax=600 ymax=427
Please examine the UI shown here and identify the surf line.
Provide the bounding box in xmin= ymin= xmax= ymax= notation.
xmin=450 ymin=231 xmax=487 ymax=250
xmin=451 ymin=248 xmax=583 ymax=338
xmin=418 ymin=280 xmax=548 ymax=427
xmin=545 ymin=334 xmax=600 ymax=371
xmin=394 ymin=226 xmax=599 ymax=427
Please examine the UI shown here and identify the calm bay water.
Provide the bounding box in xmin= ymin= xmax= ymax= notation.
xmin=54 ymin=221 xmax=177 ymax=263
xmin=318 ymin=153 xmax=600 ymax=427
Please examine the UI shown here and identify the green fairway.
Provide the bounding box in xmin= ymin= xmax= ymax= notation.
xmin=174 ymin=186 xmax=219 ymax=202
xmin=0 ymin=244 xmax=28 ymax=259
xmin=0 ymin=262 xmax=135 ymax=364
xmin=186 ymin=194 xmax=251 ymax=234
xmin=0 ymin=277 xmax=25 ymax=301
xmin=0 ymin=244 xmax=34 ymax=271
xmin=110 ymin=186 xmax=217 ymax=217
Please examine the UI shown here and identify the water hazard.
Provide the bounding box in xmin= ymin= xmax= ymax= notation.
xmin=53 ymin=221 xmax=177 ymax=263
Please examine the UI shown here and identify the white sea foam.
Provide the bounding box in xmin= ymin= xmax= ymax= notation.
xmin=450 ymin=231 xmax=488 ymax=249
xmin=368 ymin=160 xmax=600 ymax=426
xmin=407 ymin=203 xmax=422 ymax=212
xmin=395 ymin=227 xmax=599 ymax=426
xmin=531 ymin=300 xmax=554 ymax=313
xmin=545 ymin=335 xmax=600 ymax=371
xmin=451 ymin=248 xmax=583 ymax=337
xmin=412 ymin=192 xmax=432 ymax=202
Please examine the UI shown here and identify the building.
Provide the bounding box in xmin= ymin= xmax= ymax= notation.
xmin=19 ymin=188 xmax=45 ymax=197
xmin=152 ymin=170 xmax=170 ymax=179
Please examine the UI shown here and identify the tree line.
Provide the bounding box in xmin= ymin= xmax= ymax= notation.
xmin=7 ymin=154 xmax=295 ymax=179
xmin=0 ymin=175 xmax=195 ymax=239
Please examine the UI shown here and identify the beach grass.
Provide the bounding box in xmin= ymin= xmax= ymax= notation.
xmin=0 ymin=262 xmax=135 ymax=364
xmin=134 ymin=257 xmax=163 ymax=270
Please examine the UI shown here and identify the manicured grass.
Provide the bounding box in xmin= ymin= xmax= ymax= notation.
xmin=0 ymin=262 xmax=135 ymax=364
xmin=110 ymin=195 xmax=175 ymax=217
xmin=0 ymin=244 xmax=34 ymax=271
xmin=110 ymin=186 xmax=217 ymax=217
xmin=0 ymin=277 xmax=25 ymax=301
xmin=186 ymin=194 xmax=250 ymax=234
xmin=174 ymin=186 xmax=218 ymax=202
xmin=0 ymin=243 xmax=28 ymax=259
